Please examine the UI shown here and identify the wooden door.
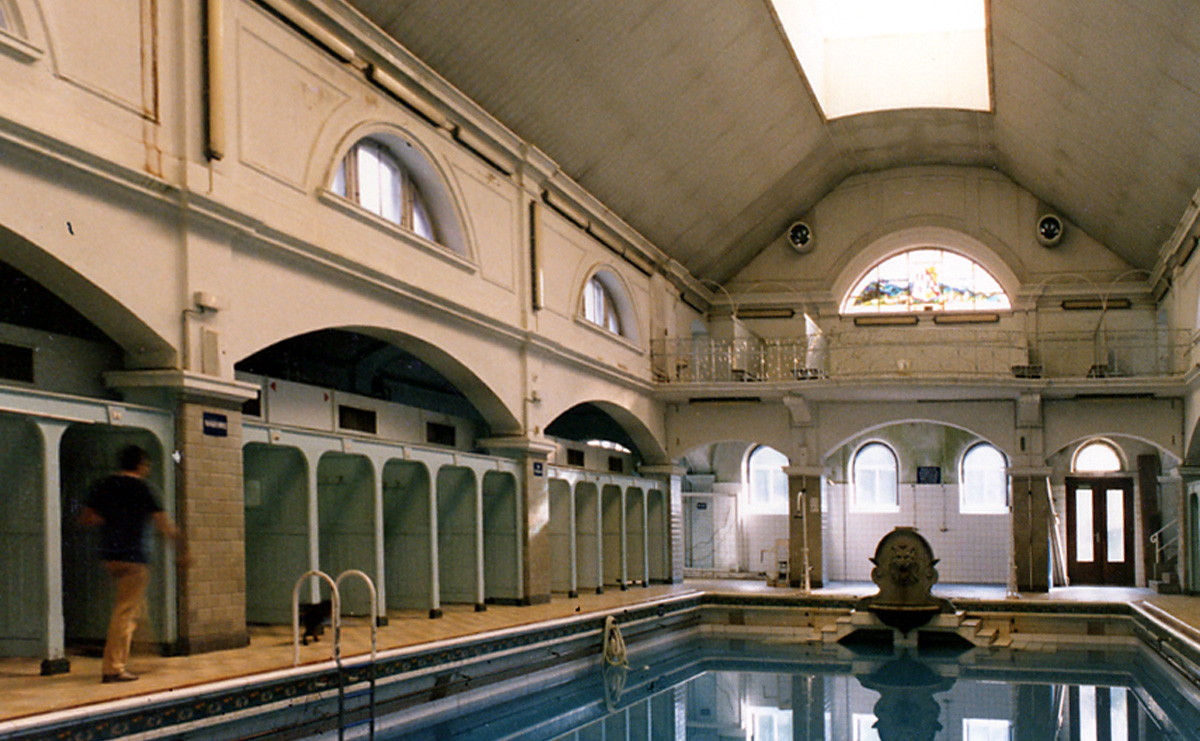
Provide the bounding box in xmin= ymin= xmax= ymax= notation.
xmin=1066 ymin=477 xmax=1135 ymax=586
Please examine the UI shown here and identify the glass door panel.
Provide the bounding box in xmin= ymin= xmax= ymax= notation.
xmin=1075 ymin=488 xmax=1094 ymax=563
xmin=1106 ymin=489 xmax=1125 ymax=563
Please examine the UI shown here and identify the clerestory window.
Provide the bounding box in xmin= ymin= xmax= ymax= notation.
xmin=583 ymin=274 xmax=622 ymax=335
xmin=843 ymin=248 xmax=1009 ymax=314
xmin=334 ymin=138 xmax=435 ymax=241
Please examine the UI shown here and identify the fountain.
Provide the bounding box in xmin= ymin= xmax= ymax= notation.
xmin=857 ymin=527 xmax=954 ymax=634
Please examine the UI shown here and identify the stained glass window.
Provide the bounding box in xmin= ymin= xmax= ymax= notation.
xmin=843 ymin=249 xmax=1010 ymax=314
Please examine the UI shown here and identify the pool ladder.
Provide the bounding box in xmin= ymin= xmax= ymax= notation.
xmin=292 ymin=570 xmax=378 ymax=741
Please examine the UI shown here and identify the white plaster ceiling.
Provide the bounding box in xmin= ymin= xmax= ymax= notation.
xmin=344 ymin=0 xmax=1200 ymax=284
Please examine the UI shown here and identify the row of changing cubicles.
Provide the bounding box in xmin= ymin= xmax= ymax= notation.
xmin=0 ymin=388 xmax=672 ymax=661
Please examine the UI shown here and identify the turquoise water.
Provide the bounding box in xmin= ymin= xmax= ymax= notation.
xmin=370 ymin=638 xmax=1200 ymax=740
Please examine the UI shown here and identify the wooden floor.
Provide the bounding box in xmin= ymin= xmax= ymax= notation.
xmin=1 ymin=580 xmax=1196 ymax=725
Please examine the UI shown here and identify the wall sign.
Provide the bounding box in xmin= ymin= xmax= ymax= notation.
xmin=532 ymin=461 xmax=544 ymax=477
xmin=202 ymin=412 xmax=229 ymax=437
xmin=916 ymin=466 xmax=941 ymax=484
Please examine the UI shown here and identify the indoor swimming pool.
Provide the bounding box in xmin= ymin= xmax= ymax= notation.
xmin=333 ymin=637 xmax=1200 ymax=741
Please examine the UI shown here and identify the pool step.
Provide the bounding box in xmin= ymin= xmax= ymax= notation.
xmin=821 ymin=610 xmax=1006 ymax=648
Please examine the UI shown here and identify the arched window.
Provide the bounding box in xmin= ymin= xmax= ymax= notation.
xmin=581 ymin=269 xmax=639 ymax=342
xmin=334 ymin=138 xmax=436 ymax=241
xmin=853 ymin=442 xmax=898 ymax=511
xmin=748 ymin=446 xmax=789 ymax=513
xmin=1073 ymin=440 xmax=1122 ymax=473
xmin=843 ymin=248 xmax=1010 ymax=314
xmin=583 ymin=275 xmax=621 ymax=334
xmin=960 ymin=443 xmax=1008 ymax=514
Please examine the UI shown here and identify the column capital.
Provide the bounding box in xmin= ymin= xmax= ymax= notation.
xmin=105 ymin=369 xmax=259 ymax=406
xmin=783 ymin=465 xmax=824 ymax=478
xmin=639 ymin=464 xmax=687 ymax=477
xmin=477 ymin=435 xmax=558 ymax=458
xmin=1008 ymin=466 xmax=1053 ymax=478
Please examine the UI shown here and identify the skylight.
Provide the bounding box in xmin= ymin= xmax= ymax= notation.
xmin=770 ymin=0 xmax=990 ymax=119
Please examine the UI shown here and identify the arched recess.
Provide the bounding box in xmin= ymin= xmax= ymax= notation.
xmin=548 ymin=478 xmax=575 ymax=595
xmin=322 ymin=123 xmax=471 ymax=259
xmin=830 ymin=225 xmax=1021 ymax=313
xmin=1050 ymin=434 xmax=1179 ymax=474
xmin=575 ymin=481 xmax=602 ymax=593
xmin=243 ymin=444 xmax=309 ymax=624
xmin=823 ymin=420 xmax=1013 ymax=585
xmin=436 ymin=465 xmax=479 ymax=606
xmin=60 ymin=425 xmax=168 ymax=647
xmin=0 ymin=414 xmax=43 ymax=656
xmin=482 ymin=470 xmax=520 ymax=604
xmin=237 ymin=326 xmax=522 ymax=439
xmin=601 ymin=483 xmax=625 ymax=588
xmin=316 ymin=452 xmax=375 ymax=616
xmin=577 ymin=264 xmax=642 ymax=345
xmin=545 ymin=400 xmax=669 ymax=467
xmin=0 ymin=225 xmax=175 ymax=368
xmin=820 ymin=415 xmax=1017 ymax=465
xmin=382 ymin=459 xmax=433 ymax=611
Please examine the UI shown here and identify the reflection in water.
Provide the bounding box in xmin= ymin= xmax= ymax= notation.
xmin=389 ymin=640 xmax=1198 ymax=740
xmin=857 ymin=654 xmax=955 ymax=741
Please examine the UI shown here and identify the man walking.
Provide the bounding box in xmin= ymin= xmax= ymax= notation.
xmin=79 ymin=444 xmax=186 ymax=683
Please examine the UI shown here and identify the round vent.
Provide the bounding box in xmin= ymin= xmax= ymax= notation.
xmin=1036 ymin=214 xmax=1064 ymax=247
xmin=787 ymin=221 xmax=814 ymax=253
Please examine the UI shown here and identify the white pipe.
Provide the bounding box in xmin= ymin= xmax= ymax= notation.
xmin=206 ymin=0 xmax=225 ymax=160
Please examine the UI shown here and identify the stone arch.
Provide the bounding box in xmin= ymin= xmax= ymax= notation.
xmin=0 ymin=223 xmax=175 ymax=367
xmin=821 ymin=416 xmax=1017 ymax=465
xmin=236 ymin=324 xmax=522 ymax=438
xmin=545 ymin=399 xmax=667 ymax=466
xmin=1049 ymin=434 xmax=1180 ymax=474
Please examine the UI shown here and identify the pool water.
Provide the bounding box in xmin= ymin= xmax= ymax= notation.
xmin=368 ymin=638 xmax=1200 ymax=740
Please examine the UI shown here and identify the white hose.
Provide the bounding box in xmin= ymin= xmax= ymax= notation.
xmin=602 ymin=615 xmax=628 ymax=668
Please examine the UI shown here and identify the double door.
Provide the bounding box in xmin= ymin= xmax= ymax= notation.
xmin=1066 ymin=477 xmax=1134 ymax=586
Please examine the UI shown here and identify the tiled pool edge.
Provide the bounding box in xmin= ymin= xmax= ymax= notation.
xmin=3 ymin=591 xmax=1199 ymax=740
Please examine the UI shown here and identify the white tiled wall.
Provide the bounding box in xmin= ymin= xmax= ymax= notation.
xmin=744 ymin=513 xmax=789 ymax=574
xmin=824 ymin=483 xmax=1011 ymax=584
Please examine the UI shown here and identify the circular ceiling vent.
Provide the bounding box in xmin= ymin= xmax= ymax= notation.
xmin=787 ymin=221 xmax=814 ymax=253
xmin=1036 ymin=214 xmax=1064 ymax=247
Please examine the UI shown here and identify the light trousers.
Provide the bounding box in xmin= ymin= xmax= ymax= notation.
xmin=101 ymin=561 xmax=149 ymax=676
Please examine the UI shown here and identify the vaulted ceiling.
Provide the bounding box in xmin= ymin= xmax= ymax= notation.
xmin=344 ymin=0 xmax=1200 ymax=285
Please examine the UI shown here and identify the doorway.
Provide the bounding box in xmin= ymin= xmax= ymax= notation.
xmin=1066 ymin=477 xmax=1135 ymax=586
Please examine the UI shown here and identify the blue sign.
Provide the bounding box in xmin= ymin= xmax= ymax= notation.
xmin=532 ymin=461 xmax=544 ymax=477
xmin=202 ymin=412 xmax=229 ymax=437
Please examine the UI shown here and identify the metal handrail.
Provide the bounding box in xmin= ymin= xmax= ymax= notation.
xmin=650 ymin=328 xmax=1191 ymax=384
xmin=292 ymin=570 xmax=340 ymax=667
xmin=291 ymin=570 xmax=379 ymax=741
xmin=1150 ymin=519 xmax=1178 ymax=564
xmin=335 ymin=570 xmax=378 ymax=741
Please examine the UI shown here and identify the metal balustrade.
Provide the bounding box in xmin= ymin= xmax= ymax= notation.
xmin=651 ymin=329 xmax=1194 ymax=384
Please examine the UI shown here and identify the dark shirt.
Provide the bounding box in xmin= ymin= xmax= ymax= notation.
xmin=85 ymin=474 xmax=164 ymax=563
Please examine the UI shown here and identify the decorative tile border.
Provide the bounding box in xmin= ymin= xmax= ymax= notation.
xmin=6 ymin=591 xmax=1198 ymax=740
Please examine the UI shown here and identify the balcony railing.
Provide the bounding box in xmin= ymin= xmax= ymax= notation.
xmin=651 ymin=329 xmax=1192 ymax=384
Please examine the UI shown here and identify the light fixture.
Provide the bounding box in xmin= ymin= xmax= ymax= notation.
xmin=854 ymin=315 xmax=920 ymax=326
